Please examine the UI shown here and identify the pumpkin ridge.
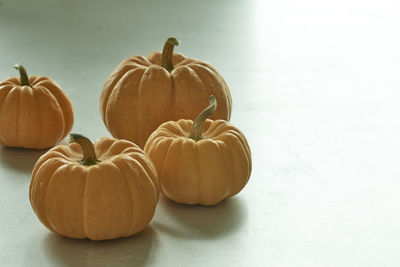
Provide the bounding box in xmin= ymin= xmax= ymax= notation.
xmin=234 ymin=127 xmax=252 ymax=157
xmin=146 ymin=51 xmax=162 ymax=65
xmin=29 ymin=158 xmax=63 ymax=232
xmin=122 ymin=156 xmax=158 ymax=234
xmin=31 ymin=156 xmax=65 ymax=184
xmin=176 ymin=122 xmax=189 ymax=137
xmin=136 ymin=68 xmax=149 ymax=147
xmin=30 ymin=86 xmax=44 ymax=148
xmin=59 ymin=144 xmax=83 ymax=159
xmin=19 ymin=87 xmax=42 ymax=147
xmin=120 ymin=146 xmax=140 ymax=156
xmin=223 ymin=129 xmax=252 ymax=158
xmin=162 ymin=121 xmax=181 ymax=136
xmin=93 ymin=137 xmax=114 ymax=158
xmin=237 ymin=130 xmax=252 ymax=178
xmin=0 ymin=85 xmax=14 ymax=145
xmin=44 ymin=151 xmax=73 ymax=163
xmin=0 ymin=81 xmax=15 ymax=87
xmin=42 ymin=85 xmax=66 ymax=142
xmin=124 ymin=151 xmax=149 ymax=163
xmin=82 ymin=167 xmax=89 ymax=239
xmin=177 ymin=119 xmax=194 ymax=135
xmin=214 ymin=140 xmax=231 ymax=200
xmin=105 ymin=139 xmax=132 ymax=157
xmin=189 ymin=64 xmax=231 ymax=120
xmin=122 ymin=145 xmax=145 ymax=155
xmin=195 ymin=142 xmax=202 ymax=203
xmin=143 ymin=134 xmax=158 ymax=156
xmin=167 ymin=138 xmax=185 ymax=201
xmin=187 ymin=61 xmax=220 ymax=75
xmin=172 ymin=66 xmax=210 ymax=121
xmin=146 ymin=51 xmax=187 ymax=66
xmin=105 ymin=67 xmax=146 ymax=138
xmin=0 ymin=85 xmax=13 ymax=93
xmin=31 ymin=76 xmax=48 ymax=85
xmin=13 ymin=88 xmax=21 ymax=147
xmin=108 ymin=158 xmax=134 ymax=237
xmin=127 ymin=141 xmax=160 ymax=194
xmin=223 ymin=132 xmax=251 ymax=196
xmin=31 ymin=86 xmax=43 ymax=147
xmin=175 ymin=58 xmax=197 ymax=66
xmin=35 ymin=86 xmax=65 ymax=148
xmin=36 ymin=80 xmax=74 ymax=139
xmin=205 ymin=120 xmax=227 ymax=138
xmin=1 ymin=87 xmax=23 ymax=146
xmin=219 ymin=140 xmax=234 ymax=198
xmin=212 ymin=125 xmax=234 ymax=140
xmin=187 ymin=65 xmax=211 ymax=111
xmin=204 ymin=139 xmax=232 ymax=205
xmin=18 ymin=86 xmax=33 ymax=147
xmin=30 ymin=149 xmax=59 ymax=179
xmin=175 ymin=137 xmax=196 ymax=204
xmin=170 ymin=71 xmax=177 ymax=121
xmin=41 ymin=161 xmax=65 ymax=233
xmin=126 ymin=55 xmax=152 ymax=66
xmin=200 ymin=62 xmax=232 ymax=119
xmin=101 ymin=65 xmax=142 ymax=121
xmin=172 ymin=53 xmax=189 ymax=67
xmin=129 ymin=153 xmax=160 ymax=196
xmin=29 ymin=157 xmax=48 ymax=210
xmin=239 ymin=135 xmax=252 ymax=191
xmin=158 ymin=138 xmax=175 ymax=197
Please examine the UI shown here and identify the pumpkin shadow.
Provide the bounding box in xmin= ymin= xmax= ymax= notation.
xmin=0 ymin=147 xmax=47 ymax=174
xmin=153 ymin=196 xmax=247 ymax=240
xmin=42 ymin=226 xmax=156 ymax=267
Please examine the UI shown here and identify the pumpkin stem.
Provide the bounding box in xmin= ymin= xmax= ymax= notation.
xmin=14 ymin=64 xmax=31 ymax=87
xmin=188 ymin=95 xmax=217 ymax=141
xmin=161 ymin=37 xmax=179 ymax=72
xmin=69 ymin=134 xmax=99 ymax=166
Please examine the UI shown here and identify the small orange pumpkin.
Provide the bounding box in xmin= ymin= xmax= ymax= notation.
xmin=144 ymin=96 xmax=251 ymax=205
xmin=0 ymin=64 xmax=74 ymax=149
xmin=100 ymin=37 xmax=232 ymax=148
xmin=29 ymin=134 xmax=159 ymax=240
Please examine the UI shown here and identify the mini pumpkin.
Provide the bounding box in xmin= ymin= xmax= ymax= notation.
xmin=0 ymin=64 xmax=74 ymax=149
xmin=144 ymin=96 xmax=251 ymax=205
xmin=100 ymin=37 xmax=232 ymax=148
xmin=29 ymin=134 xmax=159 ymax=240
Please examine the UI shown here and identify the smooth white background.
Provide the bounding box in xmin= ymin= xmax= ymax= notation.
xmin=1 ymin=0 xmax=400 ymax=266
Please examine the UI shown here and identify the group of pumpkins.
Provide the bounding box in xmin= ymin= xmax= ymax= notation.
xmin=0 ymin=38 xmax=252 ymax=241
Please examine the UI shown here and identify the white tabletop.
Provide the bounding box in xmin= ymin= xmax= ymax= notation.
xmin=1 ymin=0 xmax=400 ymax=266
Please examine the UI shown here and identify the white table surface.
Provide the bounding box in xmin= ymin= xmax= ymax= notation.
xmin=1 ymin=0 xmax=400 ymax=266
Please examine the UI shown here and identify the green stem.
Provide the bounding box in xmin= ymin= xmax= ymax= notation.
xmin=14 ymin=64 xmax=31 ymax=87
xmin=188 ymin=95 xmax=217 ymax=141
xmin=161 ymin=37 xmax=179 ymax=72
xmin=69 ymin=134 xmax=99 ymax=166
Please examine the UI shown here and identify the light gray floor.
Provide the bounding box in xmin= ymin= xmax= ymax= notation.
xmin=1 ymin=0 xmax=400 ymax=266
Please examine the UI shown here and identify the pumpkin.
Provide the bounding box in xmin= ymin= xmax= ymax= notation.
xmin=29 ymin=134 xmax=159 ymax=240
xmin=0 ymin=64 xmax=74 ymax=149
xmin=100 ymin=37 xmax=232 ymax=148
xmin=144 ymin=96 xmax=251 ymax=205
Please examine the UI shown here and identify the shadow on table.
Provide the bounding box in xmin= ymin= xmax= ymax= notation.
xmin=0 ymin=147 xmax=47 ymax=174
xmin=42 ymin=227 xmax=156 ymax=267
xmin=153 ymin=196 xmax=247 ymax=240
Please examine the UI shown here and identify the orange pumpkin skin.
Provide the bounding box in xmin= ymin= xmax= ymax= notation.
xmin=0 ymin=70 xmax=73 ymax=149
xmin=144 ymin=119 xmax=251 ymax=206
xmin=29 ymin=137 xmax=159 ymax=240
xmin=100 ymin=40 xmax=232 ymax=148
